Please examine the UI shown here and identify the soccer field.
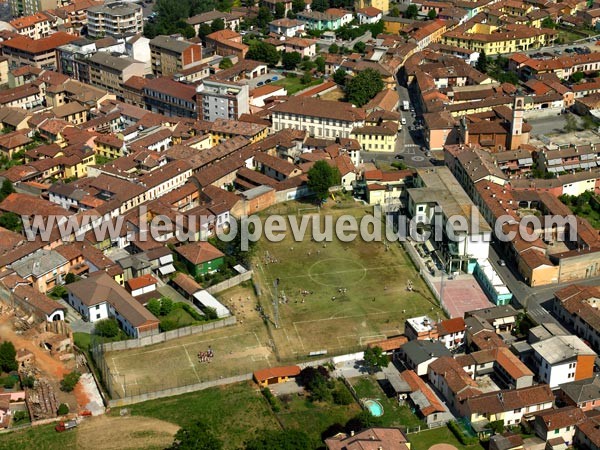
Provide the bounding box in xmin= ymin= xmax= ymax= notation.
xmin=253 ymin=200 xmax=445 ymax=360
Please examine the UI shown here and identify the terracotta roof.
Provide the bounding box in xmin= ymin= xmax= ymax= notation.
xmin=174 ymin=241 xmax=224 ymax=265
xmin=126 ymin=274 xmax=158 ymax=292
xmin=466 ymin=385 xmax=553 ymax=415
xmin=253 ymin=365 xmax=301 ymax=382
xmin=534 ymin=406 xmax=586 ymax=431
xmin=3 ymin=31 xmax=78 ymax=53
xmin=437 ymin=317 xmax=465 ymax=335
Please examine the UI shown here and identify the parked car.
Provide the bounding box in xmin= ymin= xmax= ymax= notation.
xmin=257 ymin=81 xmax=264 ymax=86
xmin=498 ymin=259 xmax=506 ymax=267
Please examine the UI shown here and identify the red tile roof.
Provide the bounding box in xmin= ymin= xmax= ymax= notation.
xmin=253 ymin=365 xmax=301 ymax=382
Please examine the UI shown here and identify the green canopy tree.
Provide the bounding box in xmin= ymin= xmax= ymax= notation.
xmin=476 ymin=50 xmax=488 ymax=73
xmin=247 ymin=42 xmax=280 ymax=66
xmin=363 ymin=346 xmax=389 ymax=373
xmin=168 ymin=421 xmax=223 ymax=450
xmin=0 ymin=341 xmax=17 ymax=373
xmin=244 ymin=430 xmax=312 ymax=450
xmin=211 ymin=18 xmax=225 ymax=32
xmin=405 ymin=4 xmax=418 ymax=18
xmin=333 ymin=68 xmax=347 ymax=85
xmin=281 ymin=51 xmax=302 ymax=70
xmin=94 ymin=319 xmax=120 ymax=338
xmin=275 ymin=2 xmax=286 ymax=18
xmin=307 ymin=160 xmax=341 ymax=203
xmin=346 ymin=68 xmax=384 ymax=107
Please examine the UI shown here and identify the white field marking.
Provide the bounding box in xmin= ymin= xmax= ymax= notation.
xmin=293 ymin=322 xmax=305 ymax=350
xmin=282 ymin=264 xmax=407 ymax=281
xmin=293 ymin=310 xmax=397 ymax=325
xmin=111 ymin=333 xmax=257 ymax=360
xmin=183 ymin=345 xmax=201 ymax=383
xmin=111 ymin=357 xmax=120 ymax=376
xmin=359 ymin=335 xmax=387 ymax=345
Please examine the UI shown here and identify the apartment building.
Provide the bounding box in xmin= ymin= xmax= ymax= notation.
xmin=10 ymin=12 xmax=53 ymax=39
xmin=2 ymin=32 xmax=79 ymax=70
xmin=8 ymin=0 xmax=58 ymax=18
xmin=186 ymin=10 xmax=242 ymax=35
xmin=553 ymin=285 xmax=600 ymax=355
xmin=86 ymin=2 xmax=143 ymax=39
xmin=88 ymin=52 xmax=145 ymax=98
xmin=531 ymin=335 xmax=596 ymax=389
xmin=271 ymin=97 xmax=366 ymax=139
xmin=205 ymin=29 xmax=248 ymax=59
xmin=149 ymin=35 xmax=202 ymax=78
xmin=198 ymin=78 xmax=249 ymax=122
xmin=143 ymin=77 xmax=198 ymax=118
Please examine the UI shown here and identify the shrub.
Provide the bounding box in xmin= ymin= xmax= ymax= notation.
xmin=60 ymin=371 xmax=81 ymax=392
xmin=160 ymin=297 xmax=174 ymax=316
xmin=180 ymin=303 xmax=205 ymax=321
xmin=448 ymin=421 xmax=479 ymax=445
xmin=261 ymin=387 xmax=280 ymax=412
xmin=57 ymin=403 xmax=69 ymax=415
xmin=332 ymin=385 xmax=354 ymax=405
xmin=159 ymin=317 xmax=178 ymax=332
xmin=94 ymin=318 xmax=120 ymax=338
xmin=21 ymin=375 xmax=35 ymax=389
xmin=12 ymin=410 xmax=28 ymax=423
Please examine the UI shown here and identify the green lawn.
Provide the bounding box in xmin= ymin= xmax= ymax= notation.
xmin=408 ymin=426 xmax=484 ymax=450
xmin=111 ymin=381 xmax=280 ymax=450
xmin=273 ymin=76 xmax=323 ymax=95
xmin=350 ymin=376 xmax=423 ymax=429
xmin=73 ymin=332 xmax=92 ymax=351
xmin=277 ymin=394 xmax=361 ymax=446
xmin=0 ymin=424 xmax=76 ymax=450
xmin=254 ymin=200 xmax=443 ymax=360
xmin=162 ymin=306 xmax=198 ymax=328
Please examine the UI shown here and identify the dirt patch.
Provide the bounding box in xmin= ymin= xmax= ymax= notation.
xmin=76 ymin=415 xmax=180 ymax=450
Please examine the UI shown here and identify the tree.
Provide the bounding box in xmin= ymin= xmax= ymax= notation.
xmin=328 ymin=43 xmax=339 ymax=54
xmin=346 ymin=68 xmax=384 ymax=107
xmin=389 ymin=6 xmax=400 ymax=17
xmin=311 ymin=0 xmax=329 ymax=12
xmin=307 ymin=160 xmax=341 ymax=202
xmin=0 ymin=341 xmax=17 ymax=373
xmin=345 ymin=411 xmax=382 ymax=434
xmin=274 ymin=2 xmax=286 ymax=18
xmin=571 ymin=71 xmax=585 ymax=83
xmin=333 ymin=68 xmax=347 ymax=86
xmin=476 ymin=50 xmax=488 ymax=74
xmin=0 ymin=212 xmax=22 ymax=232
xmin=146 ymin=298 xmax=161 ymax=317
xmin=244 ymin=430 xmax=312 ymax=450
xmin=363 ymin=346 xmax=389 ymax=373
xmin=300 ymin=70 xmax=312 ymax=84
xmin=219 ymin=58 xmax=233 ymax=69
xmin=60 ymin=371 xmax=81 ymax=392
xmin=281 ymin=51 xmax=302 ymax=70
xmin=286 ymin=10 xmax=296 ymax=18
xmin=246 ymin=41 xmax=280 ymax=66
xmin=541 ymin=17 xmax=555 ymax=29
xmin=0 ymin=179 xmax=14 ymax=201
xmin=198 ymin=23 xmax=212 ymax=40
xmin=315 ymin=56 xmax=325 ymax=73
xmin=256 ymin=6 xmax=273 ymax=28
xmin=64 ymin=273 xmax=77 ymax=284
xmin=168 ymin=421 xmax=223 ymax=450
xmin=405 ymin=4 xmax=418 ymax=19
xmin=332 ymin=386 xmax=353 ymax=405
xmin=565 ymin=114 xmax=579 ymax=132
xmin=211 ymin=18 xmax=225 ymax=33
xmin=21 ymin=375 xmax=35 ymax=388
xmin=94 ymin=318 xmax=120 ymax=338
xmin=57 ymin=403 xmax=69 ymax=415
xmin=353 ymin=41 xmax=366 ymax=53
xmin=160 ymin=297 xmax=174 ymax=316
xmin=292 ymin=0 xmax=305 ymax=12
xmin=427 ymin=9 xmax=437 ymax=19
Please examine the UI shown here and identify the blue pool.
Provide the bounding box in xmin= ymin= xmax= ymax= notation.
xmin=364 ymin=399 xmax=384 ymax=417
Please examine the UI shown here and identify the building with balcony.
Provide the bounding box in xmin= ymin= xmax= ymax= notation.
xmin=86 ymin=2 xmax=142 ymax=39
xmin=88 ymin=52 xmax=145 ymax=98
xmin=198 ymin=78 xmax=249 ymax=122
xmin=149 ymin=35 xmax=202 ymax=78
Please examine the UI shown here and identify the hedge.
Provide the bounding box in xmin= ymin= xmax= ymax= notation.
xmin=448 ymin=420 xmax=479 ymax=445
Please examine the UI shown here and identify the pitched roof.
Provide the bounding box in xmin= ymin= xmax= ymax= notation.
xmin=253 ymin=365 xmax=301 ymax=382
xmin=126 ymin=274 xmax=158 ymax=292
xmin=3 ymin=32 xmax=78 ymax=53
xmin=174 ymin=241 xmax=224 ymax=265
xmin=465 ymin=385 xmax=554 ymax=415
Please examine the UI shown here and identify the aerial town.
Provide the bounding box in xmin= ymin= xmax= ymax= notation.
xmin=1 ymin=0 xmax=600 ymax=448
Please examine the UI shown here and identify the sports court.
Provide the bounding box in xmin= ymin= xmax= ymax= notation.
xmin=431 ymin=278 xmax=492 ymax=318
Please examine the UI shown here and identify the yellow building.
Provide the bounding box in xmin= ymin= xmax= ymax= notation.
xmin=350 ymin=121 xmax=398 ymax=152
xmin=442 ymin=22 xmax=556 ymax=55
xmin=95 ymin=134 xmax=125 ymax=159
xmin=210 ymin=119 xmax=268 ymax=145
xmin=355 ymin=0 xmax=388 ymax=13
xmin=63 ymin=152 xmax=95 ymax=179
xmin=253 ymin=365 xmax=301 ymax=388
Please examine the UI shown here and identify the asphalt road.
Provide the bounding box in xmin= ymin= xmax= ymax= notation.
xmin=527 ymin=113 xmax=570 ymax=138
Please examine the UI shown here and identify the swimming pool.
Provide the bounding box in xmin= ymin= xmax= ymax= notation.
xmin=364 ymin=399 xmax=384 ymax=417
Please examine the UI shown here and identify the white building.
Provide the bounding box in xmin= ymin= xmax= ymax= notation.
xmin=271 ymin=97 xmax=366 ymax=139
xmin=87 ymin=2 xmax=143 ymax=39
xmin=531 ymin=335 xmax=597 ymax=389
xmin=193 ymin=290 xmax=230 ymax=318
xmin=66 ymin=272 xmax=159 ymax=337
xmin=268 ymin=18 xmax=305 ymax=37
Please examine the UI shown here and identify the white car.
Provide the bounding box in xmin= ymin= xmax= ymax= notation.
xmin=401 ymin=117 xmax=406 ymax=125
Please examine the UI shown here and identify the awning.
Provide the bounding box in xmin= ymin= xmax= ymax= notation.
xmin=158 ymin=264 xmax=176 ymax=275
xmin=424 ymin=240 xmax=435 ymax=253
xmin=159 ymin=255 xmax=173 ymax=265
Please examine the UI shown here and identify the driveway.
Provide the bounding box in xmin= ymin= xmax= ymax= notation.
xmin=269 ymin=380 xmax=304 ymax=396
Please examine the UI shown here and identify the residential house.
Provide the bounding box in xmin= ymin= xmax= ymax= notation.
xmin=533 ymin=407 xmax=586 ymax=446
xmin=10 ymin=12 xmax=53 ymax=40
xmin=268 ymin=18 xmax=305 ymax=37
xmin=186 ymin=10 xmax=242 ymax=34
xmin=357 ymin=7 xmax=382 ymax=24
xmin=11 ymin=249 xmax=69 ymax=294
xmin=297 ymin=11 xmax=342 ymax=30
xmin=253 ymin=365 xmax=300 ymax=388
xmin=2 ymin=32 xmax=79 ymax=70
xmin=88 ymin=52 xmax=146 ymax=98
xmin=174 ymin=241 xmax=225 ymax=277
xmin=66 ymin=271 xmax=159 ymax=337
xmin=558 ymin=376 xmax=600 ymax=412
xmin=325 ymin=427 xmax=411 ymax=450
xmin=205 ymin=29 xmax=248 ymax=59
xmin=143 ymin=77 xmax=197 ymax=118
xmin=398 ymin=339 xmax=451 ymax=376
xmin=198 ymin=78 xmax=249 ymax=121
xmin=401 ymin=370 xmax=453 ymax=426
xmin=428 ymin=356 xmax=481 ymax=411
